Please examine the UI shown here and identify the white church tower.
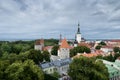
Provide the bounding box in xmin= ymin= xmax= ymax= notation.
xmin=76 ymin=23 xmax=82 ymax=43
xmin=58 ymin=38 xmax=70 ymax=59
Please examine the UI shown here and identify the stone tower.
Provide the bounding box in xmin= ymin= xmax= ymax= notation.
xmin=58 ymin=38 xmax=70 ymax=59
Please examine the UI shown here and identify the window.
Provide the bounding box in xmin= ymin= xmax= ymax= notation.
xmin=50 ymin=69 xmax=52 ymax=72
xmin=54 ymin=68 xmax=57 ymax=71
xmin=44 ymin=70 xmax=47 ymax=73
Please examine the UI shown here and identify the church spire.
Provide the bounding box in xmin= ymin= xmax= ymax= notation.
xmin=77 ymin=23 xmax=80 ymax=34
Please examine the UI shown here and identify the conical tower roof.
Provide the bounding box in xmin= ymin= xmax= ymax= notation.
xmin=60 ymin=38 xmax=70 ymax=48
xmin=77 ymin=23 xmax=81 ymax=34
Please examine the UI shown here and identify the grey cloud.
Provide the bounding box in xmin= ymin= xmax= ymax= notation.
xmin=0 ymin=0 xmax=120 ymax=40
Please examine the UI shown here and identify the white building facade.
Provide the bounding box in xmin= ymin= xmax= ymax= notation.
xmin=76 ymin=23 xmax=82 ymax=43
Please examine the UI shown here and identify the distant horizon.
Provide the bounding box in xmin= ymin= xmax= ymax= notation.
xmin=1 ymin=38 xmax=120 ymax=41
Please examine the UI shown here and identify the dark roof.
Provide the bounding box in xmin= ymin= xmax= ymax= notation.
xmin=40 ymin=58 xmax=72 ymax=69
xmin=77 ymin=23 xmax=81 ymax=34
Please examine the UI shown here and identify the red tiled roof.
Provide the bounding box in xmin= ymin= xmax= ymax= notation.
xmin=95 ymin=50 xmax=104 ymax=54
xmin=35 ymin=39 xmax=44 ymax=45
xmin=73 ymin=50 xmax=104 ymax=58
xmin=60 ymin=38 xmax=70 ymax=48
xmin=101 ymin=45 xmax=113 ymax=49
xmin=69 ymin=46 xmax=74 ymax=49
xmin=110 ymin=40 xmax=120 ymax=42
xmin=73 ymin=53 xmax=99 ymax=58
xmin=43 ymin=46 xmax=53 ymax=51
xmin=78 ymin=42 xmax=91 ymax=48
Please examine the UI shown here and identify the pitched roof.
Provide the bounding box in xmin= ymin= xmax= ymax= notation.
xmin=40 ymin=58 xmax=72 ymax=69
xmin=101 ymin=45 xmax=113 ymax=49
xmin=78 ymin=42 xmax=91 ymax=48
xmin=60 ymin=38 xmax=70 ymax=48
xmin=72 ymin=51 xmax=104 ymax=58
xmin=43 ymin=46 xmax=53 ymax=51
xmin=110 ymin=40 xmax=120 ymax=42
xmin=35 ymin=39 xmax=44 ymax=45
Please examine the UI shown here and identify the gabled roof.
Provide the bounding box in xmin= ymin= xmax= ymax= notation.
xmin=101 ymin=45 xmax=113 ymax=49
xmin=60 ymin=38 xmax=70 ymax=48
xmin=40 ymin=58 xmax=72 ymax=69
xmin=43 ymin=46 xmax=53 ymax=51
xmin=72 ymin=51 xmax=104 ymax=58
xmin=110 ymin=40 xmax=120 ymax=42
xmin=78 ymin=42 xmax=91 ymax=48
xmin=35 ymin=39 xmax=44 ymax=45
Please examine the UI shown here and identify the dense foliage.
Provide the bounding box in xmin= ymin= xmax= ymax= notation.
xmin=68 ymin=56 xmax=109 ymax=80
xmin=0 ymin=40 xmax=57 ymax=80
xmin=113 ymin=47 xmax=120 ymax=53
xmin=0 ymin=40 xmax=34 ymax=56
xmin=99 ymin=41 xmax=106 ymax=46
xmin=97 ymin=53 xmax=120 ymax=62
xmin=0 ymin=59 xmax=44 ymax=80
xmin=70 ymin=46 xmax=91 ymax=57
xmin=44 ymin=74 xmax=58 ymax=80
xmin=51 ymin=45 xmax=59 ymax=56
xmin=95 ymin=45 xmax=102 ymax=50
xmin=44 ymin=39 xmax=58 ymax=46
xmin=6 ymin=60 xmax=44 ymax=80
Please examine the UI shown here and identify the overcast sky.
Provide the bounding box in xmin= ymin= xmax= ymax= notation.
xmin=0 ymin=0 xmax=120 ymax=40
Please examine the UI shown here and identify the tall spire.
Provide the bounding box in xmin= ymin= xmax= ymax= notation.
xmin=58 ymin=34 xmax=62 ymax=45
xmin=60 ymin=34 xmax=62 ymax=41
xmin=77 ymin=23 xmax=80 ymax=34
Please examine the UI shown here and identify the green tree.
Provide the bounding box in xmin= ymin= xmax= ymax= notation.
xmin=70 ymin=46 xmax=91 ymax=57
xmin=5 ymin=53 xmax=18 ymax=63
xmin=51 ymin=45 xmax=59 ymax=56
xmin=68 ymin=56 xmax=109 ymax=80
xmin=70 ymin=49 xmax=76 ymax=57
xmin=44 ymin=74 xmax=58 ymax=80
xmin=103 ymin=54 xmax=115 ymax=62
xmin=113 ymin=47 xmax=120 ymax=53
xmin=99 ymin=41 xmax=106 ymax=46
xmin=28 ymin=49 xmax=43 ymax=64
xmin=95 ymin=45 xmax=102 ymax=50
xmin=51 ymin=71 xmax=60 ymax=78
xmin=0 ymin=60 xmax=10 ymax=80
xmin=10 ymin=44 xmax=22 ymax=54
xmin=44 ymin=39 xmax=58 ymax=46
xmin=42 ymin=51 xmax=50 ymax=62
xmin=0 ymin=43 xmax=11 ymax=53
xmin=5 ymin=60 xmax=44 ymax=80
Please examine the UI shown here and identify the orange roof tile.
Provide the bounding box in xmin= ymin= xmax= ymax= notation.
xmin=35 ymin=39 xmax=44 ymax=45
xmin=110 ymin=40 xmax=120 ymax=42
xmin=60 ymin=38 xmax=70 ymax=48
xmin=117 ymin=57 xmax=120 ymax=60
xmin=73 ymin=52 xmax=103 ymax=59
xmin=78 ymin=42 xmax=91 ymax=48
xmin=43 ymin=46 xmax=53 ymax=51
xmin=101 ymin=45 xmax=113 ymax=49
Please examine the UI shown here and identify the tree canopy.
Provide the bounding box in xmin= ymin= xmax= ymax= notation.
xmin=99 ymin=41 xmax=106 ymax=46
xmin=51 ymin=45 xmax=59 ymax=56
xmin=68 ymin=56 xmax=109 ymax=80
xmin=70 ymin=46 xmax=91 ymax=57
xmin=95 ymin=45 xmax=102 ymax=50
xmin=42 ymin=51 xmax=50 ymax=62
xmin=113 ymin=47 xmax=120 ymax=53
xmin=5 ymin=60 xmax=44 ymax=80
